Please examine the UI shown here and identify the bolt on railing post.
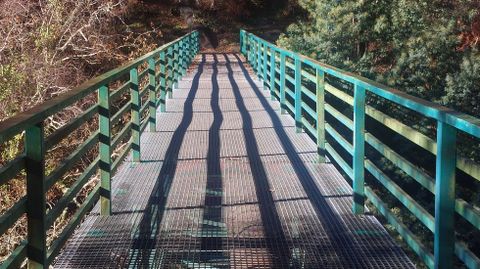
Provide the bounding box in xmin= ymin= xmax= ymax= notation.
xmin=159 ymin=51 xmax=167 ymax=112
xmin=279 ymin=52 xmax=286 ymax=114
xmin=352 ymin=83 xmax=366 ymax=214
xmin=148 ymin=58 xmax=157 ymax=132
xmin=294 ymin=56 xmax=302 ymax=133
xmin=316 ymin=68 xmax=326 ymax=163
xmin=98 ymin=85 xmax=112 ymax=215
xmin=269 ymin=47 xmax=276 ymax=101
xmin=130 ymin=68 xmax=141 ymax=162
xmin=25 ymin=122 xmax=47 ymax=268
xmin=434 ymin=121 xmax=457 ymax=269
xmin=262 ymin=43 xmax=268 ymax=90
xmin=167 ymin=46 xmax=173 ymax=99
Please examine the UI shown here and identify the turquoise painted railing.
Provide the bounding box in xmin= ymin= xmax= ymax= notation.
xmin=241 ymin=29 xmax=480 ymax=269
xmin=0 ymin=31 xmax=200 ymax=268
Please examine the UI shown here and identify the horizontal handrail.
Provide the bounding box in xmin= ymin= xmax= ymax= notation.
xmin=241 ymin=29 xmax=480 ymax=269
xmin=241 ymin=30 xmax=480 ymax=139
xmin=0 ymin=31 xmax=198 ymax=143
xmin=0 ymin=30 xmax=200 ymax=268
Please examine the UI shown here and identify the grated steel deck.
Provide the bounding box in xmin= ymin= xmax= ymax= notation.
xmin=53 ymin=53 xmax=414 ymax=268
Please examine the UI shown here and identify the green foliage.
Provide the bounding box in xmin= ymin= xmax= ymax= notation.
xmin=278 ymin=0 xmax=478 ymax=116
xmin=443 ymin=51 xmax=480 ymax=116
xmin=278 ymin=1 xmax=480 ymax=266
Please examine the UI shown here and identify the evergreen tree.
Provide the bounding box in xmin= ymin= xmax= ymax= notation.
xmin=278 ymin=0 xmax=479 ymax=116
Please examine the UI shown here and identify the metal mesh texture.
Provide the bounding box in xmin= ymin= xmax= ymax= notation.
xmin=53 ymin=53 xmax=414 ymax=269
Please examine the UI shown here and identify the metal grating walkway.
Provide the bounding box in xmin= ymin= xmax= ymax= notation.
xmin=53 ymin=53 xmax=414 ymax=268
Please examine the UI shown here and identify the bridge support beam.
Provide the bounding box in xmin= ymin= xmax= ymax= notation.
xmin=434 ymin=121 xmax=457 ymax=269
xmin=352 ymin=84 xmax=366 ymax=214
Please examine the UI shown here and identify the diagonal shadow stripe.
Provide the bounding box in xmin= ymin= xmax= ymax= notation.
xmin=232 ymin=53 xmax=368 ymax=267
xmin=126 ymin=54 xmax=206 ymax=268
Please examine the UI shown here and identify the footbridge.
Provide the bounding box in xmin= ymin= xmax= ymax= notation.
xmin=1 ymin=30 xmax=480 ymax=268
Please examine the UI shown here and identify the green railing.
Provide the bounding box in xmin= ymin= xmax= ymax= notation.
xmin=241 ymin=29 xmax=480 ymax=269
xmin=0 ymin=31 xmax=199 ymax=268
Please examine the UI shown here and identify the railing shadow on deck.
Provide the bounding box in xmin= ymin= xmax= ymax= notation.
xmin=125 ymin=54 xmax=206 ymax=268
xmin=229 ymin=53 xmax=375 ymax=267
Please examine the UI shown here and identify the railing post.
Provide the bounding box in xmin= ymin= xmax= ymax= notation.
xmin=148 ymin=57 xmax=157 ymax=132
xmin=294 ymin=56 xmax=302 ymax=133
xmin=269 ymin=47 xmax=276 ymax=101
xmin=196 ymin=31 xmax=200 ymax=53
xmin=240 ymin=30 xmax=244 ymax=55
xmin=180 ymin=40 xmax=185 ymax=76
xmin=256 ymin=42 xmax=262 ymax=77
xmin=167 ymin=46 xmax=173 ymax=99
xmin=159 ymin=51 xmax=167 ymax=112
xmin=130 ymin=68 xmax=141 ymax=162
xmin=280 ymin=52 xmax=286 ymax=114
xmin=98 ymin=85 xmax=112 ymax=215
xmin=248 ymin=37 xmax=253 ymax=66
xmin=185 ymin=37 xmax=191 ymax=67
xmin=252 ymin=39 xmax=257 ymax=70
xmin=434 ymin=121 xmax=457 ymax=269
xmin=262 ymin=42 xmax=268 ymax=90
xmin=316 ymin=68 xmax=326 ymax=163
xmin=352 ymin=83 xmax=366 ymax=214
xmin=25 ymin=122 xmax=47 ymax=268
xmin=173 ymin=43 xmax=179 ymax=89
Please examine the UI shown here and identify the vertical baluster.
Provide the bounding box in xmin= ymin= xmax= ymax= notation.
xmin=196 ymin=31 xmax=200 ymax=53
xmin=184 ymin=39 xmax=188 ymax=73
xmin=294 ymin=56 xmax=302 ymax=133
xmin=98 ymin=85 xmax=112 ymax=215
xmin=130 ymin=68 xmax=140 ymax=162
xmin=252 ymin=39 xmax=257 ymax=70
xmin=280 ymin=52 xmax=286 ymax=115
xmin=180 ymin=40 xmax=185 ymax=76
xmin=434 ymin=121 xmax=457 ymax=269
xmin=186 ymin=37 xmax=191 ymax=66
xmin=263 ymin=43 xmax=268 ymax=90
xmin=316 ymin=68 xmax=326 ymax=163
xmin=240 ymin=30 xmax=244 ymax=55
xmin=26 ymin=122 xmax=47 ymax=268
xmin=159 ymin=51 xmax=166 ymax=112
xmin=173 ymin=43 xmax=179 ymax=89
xmin=148 ymin=58 xmax=157 ymax=132
xmin=256 ymin=42 xmax=262 ymax=77
xmin=247 ymin=35 xmax=252 ymax=64
xmin=353 ymin=83 xmax=366 ymax=214
xmin=269 ymin=47 xmax=276 ymax=101
xmin=167 ymin=46 xmax=173 ymax=99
